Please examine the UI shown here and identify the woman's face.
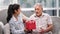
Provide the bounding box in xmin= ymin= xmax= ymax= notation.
xmin=15 ymin=8 xmax=21 ymax=16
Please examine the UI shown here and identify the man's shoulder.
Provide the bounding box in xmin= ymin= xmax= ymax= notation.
xmin=43 ymin=13 xmax=50 ymax=16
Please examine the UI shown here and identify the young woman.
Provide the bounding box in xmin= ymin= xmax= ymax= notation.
xmin=7 ymin=4 xmax=27 ymax=34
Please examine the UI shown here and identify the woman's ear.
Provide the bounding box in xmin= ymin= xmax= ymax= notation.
xmin=14 ymin=10 xmax=17 ymax=13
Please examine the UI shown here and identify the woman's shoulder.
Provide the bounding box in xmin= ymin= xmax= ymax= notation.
xmin=9 ymin=16 xmax=15 ymax=24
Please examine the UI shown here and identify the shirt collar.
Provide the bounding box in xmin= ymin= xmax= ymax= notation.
xmin=12 ymin=13 xmax=23 ymax=22
xmin=12 ymin=15 xmax=17 ymax=22
xmin=18 ymin=12 xmax=22 ymax=17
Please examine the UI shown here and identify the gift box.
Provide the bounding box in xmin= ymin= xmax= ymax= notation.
xmin=25 ymin=20 xmax=36 ymax=30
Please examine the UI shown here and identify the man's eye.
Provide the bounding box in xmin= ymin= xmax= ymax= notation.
xmin=35 ymin=9 xmax=39 ymax=10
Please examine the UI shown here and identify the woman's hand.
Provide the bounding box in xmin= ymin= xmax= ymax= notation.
xmin=24 ymin=28 xmax=28 ymax=32
xmin=22 ymin=18 xmax=27 ymax=23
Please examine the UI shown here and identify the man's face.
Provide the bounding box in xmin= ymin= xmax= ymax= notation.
xmin=35 ymin=5 xmax=43 ymax=17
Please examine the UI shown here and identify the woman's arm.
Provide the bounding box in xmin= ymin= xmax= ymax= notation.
xmin=22 ymin=13 xmax=29 ymax=23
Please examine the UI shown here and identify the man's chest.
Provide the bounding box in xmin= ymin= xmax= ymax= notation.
xmin=32 ymin=16 xmax=48 ymax=27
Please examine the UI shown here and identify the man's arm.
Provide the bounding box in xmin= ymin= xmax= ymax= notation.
xmin=45 ymin=24 xmax=53 ymax=32
xmin=40 ymin=15 xmax=53 ymax=33
xmin=40 ymin=24 xmax=53 ymax=33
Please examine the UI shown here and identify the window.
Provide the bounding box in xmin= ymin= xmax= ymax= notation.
xmin=18 ymin=0 xmax=35 ymax=8
xmin=36 ymin=0 xmax=56 ymax=8
xmin=44 ymin=10 xmax=57 ymax=16
xmin=18 ymin=0 xmax=56 ymax=8
xmin=59 ymin=0 xmax=60 ymax=7
xmin=0 ymin=0 xmax=60 ymax=17
xmin=59 ymin=10 xmax=60 ymax=16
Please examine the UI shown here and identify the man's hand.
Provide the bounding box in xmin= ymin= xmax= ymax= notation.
xmin=40 ymin=24 xmax=53 ymax=34
xmin=40 ymin=28 xmax=47 ymax=34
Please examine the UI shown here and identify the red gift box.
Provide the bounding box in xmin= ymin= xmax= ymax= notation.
xmin=25 ymin=20 xmax=36 ymax=30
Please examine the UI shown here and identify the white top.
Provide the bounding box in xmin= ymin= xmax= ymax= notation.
xmin=9 ymin=13 xmax=28 ymax=34
xmin=29 ymin=13 xmax=53 ymax=32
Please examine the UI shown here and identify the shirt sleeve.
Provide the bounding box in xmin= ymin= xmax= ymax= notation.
xmin=47 ymin=15 xmax=53 ymax=24
xmin=9 ymin=22 xmax=24 ymax=34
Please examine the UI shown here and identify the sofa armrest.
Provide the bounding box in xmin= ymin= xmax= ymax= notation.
xmin=4 ymin=23 xmax=10 ymax=34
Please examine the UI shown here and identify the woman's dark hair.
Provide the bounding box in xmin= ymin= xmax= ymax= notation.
xmin=7 ymin=4 xmax=20 ymax=23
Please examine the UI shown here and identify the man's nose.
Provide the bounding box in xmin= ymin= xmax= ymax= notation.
xmin=35 ymin=10 xmax=38 ymax=12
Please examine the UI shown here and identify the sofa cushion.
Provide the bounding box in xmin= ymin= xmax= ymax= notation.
xmin=4 ymin=23 xmax=10 ymax=34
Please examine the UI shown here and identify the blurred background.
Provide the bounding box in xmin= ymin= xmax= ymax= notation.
xmin=0 ymin=0 xmax=60 ymax=17
xmin=0 ymin=0 xmax=60 ymax=24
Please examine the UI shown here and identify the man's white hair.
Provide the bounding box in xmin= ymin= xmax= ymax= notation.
xmin=34 ymin=3 xmax=43 ymax=7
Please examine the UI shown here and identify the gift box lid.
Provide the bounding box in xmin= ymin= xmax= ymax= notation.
xmin=25 ymin=20 xmax=36 ymax=30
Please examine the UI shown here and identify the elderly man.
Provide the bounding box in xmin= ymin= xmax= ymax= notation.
xmin=29 ymin=3 xmax=53 ymax=34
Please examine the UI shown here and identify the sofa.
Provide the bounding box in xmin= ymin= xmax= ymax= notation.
xmin=0 ymin=9 xmax=60 ymax=34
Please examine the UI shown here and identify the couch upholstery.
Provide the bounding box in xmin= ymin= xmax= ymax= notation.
xmin=0 ymin=25 xmax=3 ymax=34
xmin=4 ymin=23 xmax=10 ymax=34
xmin=0 ymin=9 xmax=7 ymax=24
xmin=0 ymin=9 xmax=60 ymax=34
xmin=0 ymin=22 xmax=4 ymax=34
xmin=51 ymin=17 xmax=60 ymax=34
